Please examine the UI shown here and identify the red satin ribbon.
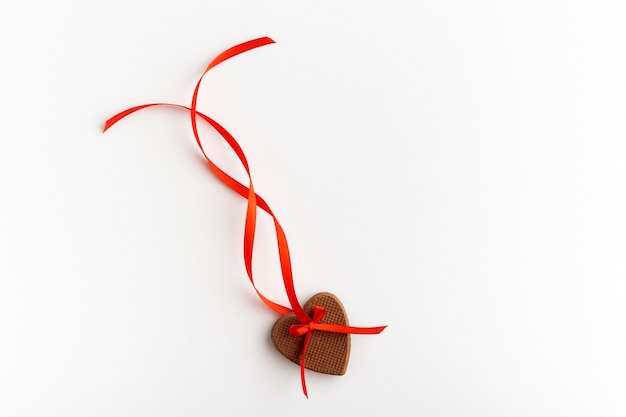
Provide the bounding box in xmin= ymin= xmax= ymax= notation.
xmin=104 ymin=37 xmax=386 ymax=397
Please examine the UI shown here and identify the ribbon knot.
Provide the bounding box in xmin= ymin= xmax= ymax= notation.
xmin=289 ymin=306 xmax=326 ymax=337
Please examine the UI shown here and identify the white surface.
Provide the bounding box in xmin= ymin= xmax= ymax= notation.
xmin=1 ymin=1 xmax=626 ymax=415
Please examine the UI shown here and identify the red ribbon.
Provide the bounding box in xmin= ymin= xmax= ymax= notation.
xmin=104 ymin=37 xmax=386 ymax=397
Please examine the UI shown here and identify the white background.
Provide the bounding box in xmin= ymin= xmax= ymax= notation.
xmin=1 ymin=1 xmax=625 ymax=415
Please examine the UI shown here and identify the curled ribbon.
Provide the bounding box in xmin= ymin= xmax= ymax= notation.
xmin=104 ymin=37 xmax=386 ymax=397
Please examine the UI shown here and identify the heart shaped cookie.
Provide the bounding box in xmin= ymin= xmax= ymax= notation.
xmin=271 ymin=292 xmax=351 ymax=375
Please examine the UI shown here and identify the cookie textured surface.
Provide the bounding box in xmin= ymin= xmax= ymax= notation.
xmin=271 ymin=292 xmax=351 ymax=375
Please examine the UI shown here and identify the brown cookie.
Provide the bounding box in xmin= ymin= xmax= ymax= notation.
xmin=271 ymin=292 xmax=351 ymax=375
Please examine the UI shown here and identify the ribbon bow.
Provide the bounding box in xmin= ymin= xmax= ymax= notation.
xmin=289 ymin=306 xmax=327 ymax=337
